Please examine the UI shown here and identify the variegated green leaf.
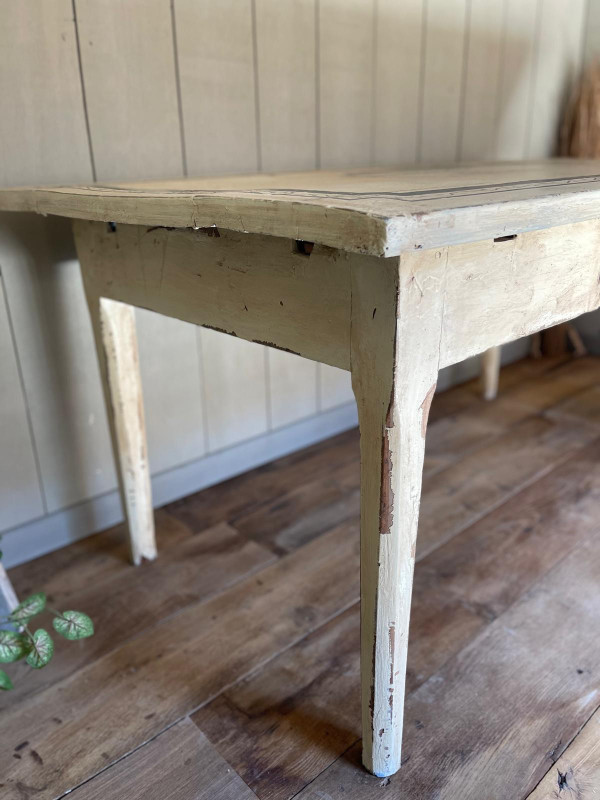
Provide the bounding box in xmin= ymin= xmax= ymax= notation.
xmin=0 ymin=669 xmax=13 ymax=690
xmin=10 ymin=592 xmax=46 ymax=623
xmin=25 ymin=628 xmax=54 ymax=669
xmin=53 ymin=611 xmax=94 ymax=641
xmin=0 ymin=630 xmax=29 ymax=663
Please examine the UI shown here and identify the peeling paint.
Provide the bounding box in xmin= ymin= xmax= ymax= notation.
xmin=420 ymin=382 xmax=437 ymax=438
xmin=388 ymin=623 xmax=396 ymax=685
xmin=203 ymin=324 xmax=237 ymax=337
xmin=252 ymin=339 xmax=301 ymax=356
xmin=379 ymin=395 xmax=395 ymax=535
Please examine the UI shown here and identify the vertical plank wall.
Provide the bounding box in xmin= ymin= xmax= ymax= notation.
xmin=0 ymin=0 xmax=590 ymax=566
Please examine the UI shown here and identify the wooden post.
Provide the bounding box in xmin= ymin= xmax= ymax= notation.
xmin=78 ymin=263 xmax=156 ymax=566
xmin=0 ymin=562 xmax=18 ymax=616
xmin=351 ymin=249 xmax=444 ymax=777
xmin=481 ymin=346 xmax=501 ymax=400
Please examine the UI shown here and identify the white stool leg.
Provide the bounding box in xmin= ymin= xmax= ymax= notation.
xmin=481 ymin=346 xmax=501 ymax=400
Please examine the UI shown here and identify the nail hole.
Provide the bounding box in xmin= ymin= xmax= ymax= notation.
xmin=295 ymin=240 xmax=314 ymax=256
xmin=494 ymin=234 xmax=517 ymax=242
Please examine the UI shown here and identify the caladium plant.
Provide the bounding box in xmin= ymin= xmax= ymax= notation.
xmin=0 ymin=590 xmax=94 ymax=690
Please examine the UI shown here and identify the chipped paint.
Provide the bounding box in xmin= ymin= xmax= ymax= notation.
xmin=420 ymin=382 xmax=437 ymax=439
xmin=388 ymin=623 xmax=396 ymax=685
xmin=252 ymin=339 xmax=301 ymax=356
xmin=379 ymin=395 xmax=395 ymax=535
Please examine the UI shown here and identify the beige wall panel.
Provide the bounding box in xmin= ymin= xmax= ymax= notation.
xmin=373 ymin=0 xmax=423 ymax=166
xmin=319 ymin=0 xmax=375 ymax=168
xmin=0 ymin=0 xmax=92 ymax=186
xmin=495 ymin=0 xmax=541 ymax=160
xmin=200 ymin=328 xmax=268 ymax=452
xmin=136 ymin=309 xmax=205 ymax=474
xmin=175 ymin=0 xmax=258 ymax=176
xmin=584 ymin=0 xmax=600 ymax=64
xmin=255 ymin=0 xmax=317 ymax=172
xmin=0 ymin=216 xmax=117 ymax=512
xmin=75 ymin=0 xmax=184 ymax=181
xmin=0 ymin=279 xmax=44 ymax=530
xmin=420 ymin=0 xmax=468 ymax=164
xmin=319 ymin=363 xmax=354 ymax=412
xmin=527 ymin=0 xmax=586 ymax=158
xmin=268 ymin=350 xmax=318 ymax=430
xmin=459 ymin=0 xmax=505 ymax=160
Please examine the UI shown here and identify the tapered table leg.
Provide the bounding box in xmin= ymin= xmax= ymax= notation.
xmin=80 ymin=282 xmax=156 ymax=566
xmin=351 ymin=250 xmax=444 ymax=777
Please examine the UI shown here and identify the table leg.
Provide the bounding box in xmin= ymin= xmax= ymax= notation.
xmin=351 ymin=252 xmax=443 ymax=777
xmin=481 ymin=346 xmax=501 ymax=400
xmin=0 ymin=562 xmax=18 ymax=616
xmin=83 ymin=291 xmax=156 ymax=566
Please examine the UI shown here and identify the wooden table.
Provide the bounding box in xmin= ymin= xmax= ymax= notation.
xmin=3 ymin=159 xmax=600 ymax=779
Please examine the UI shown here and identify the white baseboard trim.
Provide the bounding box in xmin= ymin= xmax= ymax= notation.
xmin=2 ymin=402 xmax=358 ymax=568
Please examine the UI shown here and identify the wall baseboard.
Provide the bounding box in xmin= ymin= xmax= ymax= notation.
xmin=2 ymin=402 xmax=358 ymax=568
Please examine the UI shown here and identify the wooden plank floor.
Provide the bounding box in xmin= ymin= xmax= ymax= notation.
xmin=4 ymin=355 xmax=600 ymax=800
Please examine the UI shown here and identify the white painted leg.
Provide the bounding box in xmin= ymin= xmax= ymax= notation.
xmin=351 ymin=250 xmax=445 ymax=777
xmin=481 ymin=346 xmax=501 ymax=400
xmin=82 ymin=289 xmax=156 ymax=566
xmin=0 ymin=562 xmax=18 ymax=616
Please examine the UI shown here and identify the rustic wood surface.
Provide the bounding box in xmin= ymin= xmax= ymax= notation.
xmin=3 ymin=160 xmax=600 ymax=255
xmin=3 ymin=354 xmax=600 ymax=798
xmin=526 ymin=707 xmax=600 ymax=799
xmin=67 ymin=718 xmax=259 ymax=800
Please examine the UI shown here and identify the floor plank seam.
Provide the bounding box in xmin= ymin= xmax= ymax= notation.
xmin=521 ymin=697 xmax=600 ymax=799
xmin=53 ymin=715 xmax=190 ymax=800
xmin=282 ymin=532 xmax=600 ymax=800
xmin=417 ymin=430 xmax=600 ymax=564
xmin=187 ymin=594 xmax=363 ymax=721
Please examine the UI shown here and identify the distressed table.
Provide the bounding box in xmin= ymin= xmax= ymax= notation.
xmin=2 ymin=160 xmax=600 ymax=778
